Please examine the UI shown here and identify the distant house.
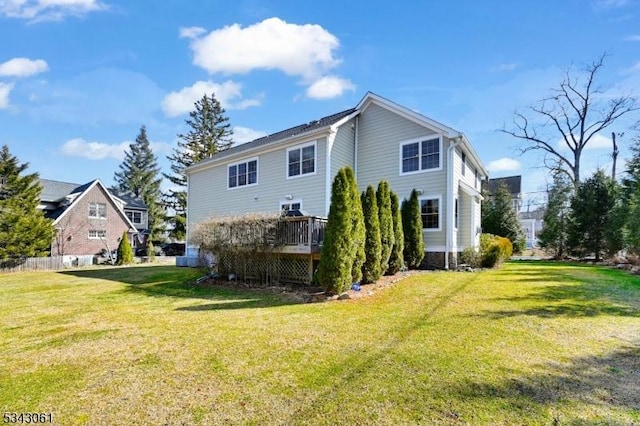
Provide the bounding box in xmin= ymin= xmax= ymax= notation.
xmin=483 ymin=175 xmax=522 ymax=213
xmin=519 ymin=207 xmax=545 ymax=249
xmin=39 ymin=179 xmax=144 ymax=256
xmin=185 ymin=92 xmax=489 ymax=273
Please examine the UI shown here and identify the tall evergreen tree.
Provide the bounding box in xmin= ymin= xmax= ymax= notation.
xmin=164 ymin=93 xmax=233 ymax=240
xmin=317 ymin=168 xmax=354 ymax=294
xmin=402 ymin=189 xmax=425 ymax=269
xmin=344 ymin=167 xmax=365 ymax=283
xmin=113 ymin=125 xmax=164 ymax=240
xmin=538 ymin=171 xmax=573 ymax=258
xmin=0 ymin=145 xmax=55 ymax=259
xmin=622 ymin=136 xmax=640 ymax=254
xmin=568 ymin=169 xmax=618 ymax=261
xmin=376 ymin=180 xmax=394 ymax=274
xmin=482 ymin=183 xmax=525 ymax=253
xmin=387 ymin=190 xmax=405 ymax=274
xmin=361 ymin=185 xmax=382 ymax=283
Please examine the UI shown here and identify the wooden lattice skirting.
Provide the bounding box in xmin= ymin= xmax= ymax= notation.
xmin=216 ymin=252 xmax=313 ymax=285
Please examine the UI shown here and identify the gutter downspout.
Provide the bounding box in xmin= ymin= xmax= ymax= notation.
xmin=445 ymin=136 xmax=463 ymax=270
xmin=354 ymin=116 xmax=359 ymax=178
xmin=325 ymin=128 xmax=338 ymax=216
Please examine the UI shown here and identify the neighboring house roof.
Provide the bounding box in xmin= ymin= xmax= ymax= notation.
xmin=38 ymin=178 xmax=139 ymax=230
xmin=186 ymin=91 xmax=490 ymax=178
xmin=109 ymin=189 xmax=148 ymax=210
xmin=484 ymin=175 xmax=522 ymax=195
xmin=519 ymin=207 xmax=545 ymax=220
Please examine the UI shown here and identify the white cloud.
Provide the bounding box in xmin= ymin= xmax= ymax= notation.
xmin=593 ymin=0 xmax=629 ymax=8
xmin=306 ymin=75 xmax=355 ymax=99
xmin=189 ymin=17 xmax=341 ymax=80
xmin=0 ymin=82 xmax=14 ymax=108
xmin=179 ymin=26 xmax=206 ymax=39
xmin=0 ymin=0 xmax=108 ymax=22
xmin=60 ymin=138 xmax=128 ymax=160
xmin=0 ymin=58 xmax=49 ymax=77
xmin=161 ymin=80 xmax=262 ymax=117
xmin=490 ymin=63 xmax=518 ymax=73
xmin=487 ymin=157 xmax=522 ymax=172
xmin=232 ymin=126 xmax=267 ymax=145
xmin=557 ymin=133 xmax=613 ymax=151
xmin=623 ymin=34 xmax=640 ymax=41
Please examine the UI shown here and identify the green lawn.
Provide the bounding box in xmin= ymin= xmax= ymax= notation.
xmin=1 ymin=262 xmax=639 ymax=425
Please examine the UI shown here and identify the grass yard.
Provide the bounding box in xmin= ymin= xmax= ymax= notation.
xmin=1 ymin=262 xmax=639 ymax=425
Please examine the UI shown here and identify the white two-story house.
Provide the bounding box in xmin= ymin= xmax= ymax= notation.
xmin=186 ymin=92 xmax=488 ymax=272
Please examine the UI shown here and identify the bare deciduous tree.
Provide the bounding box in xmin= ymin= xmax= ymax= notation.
xmin=502 ymin=53 xmax=638 ymax=187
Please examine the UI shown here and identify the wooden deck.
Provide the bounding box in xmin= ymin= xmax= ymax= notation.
xmin=273 ymin=216 xmax=327 ymax=254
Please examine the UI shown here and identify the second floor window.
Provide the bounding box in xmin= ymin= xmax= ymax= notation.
xmin=126 ymin=211 xmax=142 ymax=224
xmin=88 ymin=230 xmax=106 ymax=239
xmin=400 ymin=137 xmax=441 ymax=174
xmin=88 ymin=202 xmax=106 ymax=218
xmin=288 ymin=142 xmax=316 ymax=178
xmin=228 ymin=159 xmax=258 ymax=189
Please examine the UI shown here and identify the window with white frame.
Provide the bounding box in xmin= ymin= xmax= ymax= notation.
xmin=420 ymin=197 xmax=441 ymax=230
xmin=228 ymin=158 xmax=258 ymax=189
xmin=461 ymin=152 xmax=466 ymax=176
xmin=88 ymin=202 xmax=107 ymax=218
xmin=474 ymin=168 xmax=478 ymax=189
xmin=400 ymin=136 xmax=441 ymax=174
xmin=287 ymin=142 xmax=316 ymax=178
xmin=126 ymin=211 xmax=142 ymax=224
xmin=280 ymin=200 xmax=302 ymax=214
xmin=88 ymin=230 xmax=106 ymax=239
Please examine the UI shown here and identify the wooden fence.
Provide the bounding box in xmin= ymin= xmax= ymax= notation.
xmin=0 ymin=255 xmax=94 ymax=273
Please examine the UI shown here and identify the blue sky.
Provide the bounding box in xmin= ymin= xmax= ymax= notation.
xmin=1 ymin=0 xmax=639 ymax=210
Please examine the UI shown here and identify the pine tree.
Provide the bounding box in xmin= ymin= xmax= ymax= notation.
xmin=317 ymin=168 xmax=354 ymax=294
xmin=482 ymin=183 xmax=525 ymax=253
xmin=538 ymin=171 xmax=573 ymax=258
xmin=0 ymin=145 xmax=55 ymax=259
xmin=164 ymin=93 xmax=233 ymax=240
xmin=568 ymin=169 xmax=618 ymax=261
xmin=344 ymin=167 xmax=365 ymax=283
xmin=116 ymin=232 xmax=134 ymax=265
xmin=376 ymin=180 xmax=394 ymax=274
xmin=622 ymin=136 xmax=640 ymax=254
xmin=113 ymin=125 xmax=164 ymax=240
xmin=402 ymin=189 xmax=425 ymax=269
xmin=387 ymin=190 xmax=405 ymax=274
xmin=361 ymin=185 xmax=382 ymax=283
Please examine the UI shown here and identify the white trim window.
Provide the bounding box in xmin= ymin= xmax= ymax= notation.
xmin=399 ymin=136 xmax=442 ymax=175
xmin=461 ymin=152 xmax=466 ymax=176
xmin=287 ymin=141 xmax=316 ymax=178
xmin=280 ymin=200 xmax=302 ymax=214
xmin=454 ymin=197 xmax=459 ymax=229
xmin=88 ymin=230 xmax=106 ymax=239
xmin=126 ymin=211 xmax=143 ymax=225
xmin=419 ymin=195 xmax=442 ymax=231
xmin=228 ymin=158 xmax=258 ymax=189
xmin=88 ymin=202 xmax=107 ymax=218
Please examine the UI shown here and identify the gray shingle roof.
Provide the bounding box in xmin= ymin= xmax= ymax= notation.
xmin=196 ymin=107 xmax=357 ymax=165
xmin=484 ymin=176 xmax=522 ymax=195
xmin=39 ymin=179 xmax=87 ymax=202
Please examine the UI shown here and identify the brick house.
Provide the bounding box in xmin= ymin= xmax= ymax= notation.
xmin=39 ymin=179 xmax=139 ymax=256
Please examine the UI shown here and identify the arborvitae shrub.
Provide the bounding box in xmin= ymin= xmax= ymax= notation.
xmin=116 ymin=232 xmax=134 ymax=265
xmin=345 ymin=167 xmax=365 ymax=283
xmin=387 ymin=191 xmax=405 ymax=274
xmin=318 ymin=169 xmax=353 ymax=294
xmin=402 ymin=189 xmax=425 ymax=269
xmin=376 ymin=180 xmax=394 ymax=274
xmin=361 ymin=185 xmax=382 ymax=283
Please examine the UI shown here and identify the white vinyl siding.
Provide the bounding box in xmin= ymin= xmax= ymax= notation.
xmin=187 ymin=137 xmax=327 ymax=240
xmin=357 ymin=102 xmax=447 ymax=248
xmin=330 ymin=119 xmax=356 ymax=179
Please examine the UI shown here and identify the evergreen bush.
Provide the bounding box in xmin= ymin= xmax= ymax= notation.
xmin=377 ymin=180 xmax=394 ymax=274
xmin=116 ymin=232 xmax=134 ymax=265
xmin=401 ymin=189 xmax=425 ymax=269
xmin=387 ymin=191 xmax=405 ymax=274
xmin=361 ymin=185 xmax=382 ymax=283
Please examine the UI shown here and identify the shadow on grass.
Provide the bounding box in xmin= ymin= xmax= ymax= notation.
xmin=481 ymin=262 xmax=640 ymax=319
xmin=450 ymin=345 xmax=640 ymax=418
xmin=59 ymin=265 xmax=301 ymax=310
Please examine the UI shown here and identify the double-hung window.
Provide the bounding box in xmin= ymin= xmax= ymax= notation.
xmin=88 ymin=202 xmax=106 ymax=218
xmin=288 ymin=142 xmax=316 ymax=178
xmin=126 ymin=211 xmax=142 ymax=224
xmin=400 ymin=136 xmax=441 ymax=174
xmin=420 ymin=196 xmax=441 ymax=230
xmin=88 ymin=230 xmax=106 ymax=239
xmin=461 ymin=152 xmax=466 ymax=176
xmin=228 ymin=158 xmax=258 ymax=189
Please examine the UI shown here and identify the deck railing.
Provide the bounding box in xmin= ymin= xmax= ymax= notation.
xmin=276 ymin=216 xmax=327 ymax=247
